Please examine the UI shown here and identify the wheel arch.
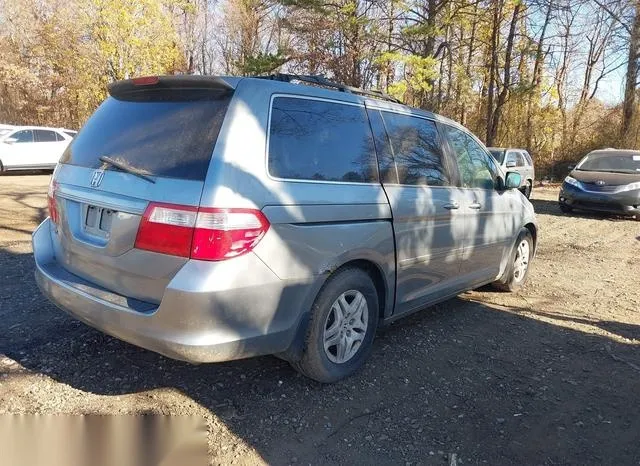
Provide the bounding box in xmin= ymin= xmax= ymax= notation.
xmin=279 ymin=256 xmax=393 ymax=363
xmin=523 ymin=222 xmax=537 ymax=252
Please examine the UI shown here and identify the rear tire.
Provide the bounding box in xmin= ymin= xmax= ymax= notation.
xmin=292 ymin=268 xmax=379 ymax=383
xmin=493 ymin=228 xmax=534 ymax=292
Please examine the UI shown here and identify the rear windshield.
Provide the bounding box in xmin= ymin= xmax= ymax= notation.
xmin=60 ymin=93 xmax=231 ymax=181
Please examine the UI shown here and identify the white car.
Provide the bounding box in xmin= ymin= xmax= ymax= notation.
xmin=0 ymin=126 xmax=75 ymax=172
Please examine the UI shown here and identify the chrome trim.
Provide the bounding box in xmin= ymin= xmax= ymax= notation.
xmin=57 ymin=185 xmax=147 ymax=214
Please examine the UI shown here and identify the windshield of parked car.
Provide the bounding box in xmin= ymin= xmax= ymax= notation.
xmin=576 ymin=151 xmax=640 ymax=173
xmin=489 ymin=149 xmax=506 ymax=164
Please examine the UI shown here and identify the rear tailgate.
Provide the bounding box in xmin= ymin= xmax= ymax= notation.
xmin=49 ymin=76 xmax=234 ymax=304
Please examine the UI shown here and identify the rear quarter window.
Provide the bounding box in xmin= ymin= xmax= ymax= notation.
xmin=60 ymin=93 xmax=231 ymax=181
xmin=268 ymin=96 xmax=378 ymax=183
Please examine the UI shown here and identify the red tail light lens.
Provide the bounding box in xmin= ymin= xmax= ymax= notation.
xmin=192 ymin=208 xmax=270 ymax=260
xmin=47 ymin=179 xmax=59 ymax=224
xmin=135 ymin=203 xmax=197 ymax=257
xmin=134 ymin=203 xmax=270 ymax=261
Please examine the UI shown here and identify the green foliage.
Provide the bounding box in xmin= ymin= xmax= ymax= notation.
xmin=239 ymin=51 xmax=289 ymax=75
xmin=377 ymin=52 xmax=438 ymax=104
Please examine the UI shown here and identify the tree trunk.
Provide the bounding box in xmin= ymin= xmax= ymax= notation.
xmin=488 ymin=1 xmax=520 ymax=146
xmin=525 ymin=2 xmax=552 ymax=152
xmin=622 ymin=0 xmax=640 ymax=139
xmin=486 ymin=0 xmax=502 ymax=144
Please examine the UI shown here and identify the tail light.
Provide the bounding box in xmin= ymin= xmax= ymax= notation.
xmin=47 ymin=179 xmax=59 ymax=224
xmin=134 ymin=203 xmax=270 ymax=261
xmin=132 ymin=76 xmax=159 ymax=86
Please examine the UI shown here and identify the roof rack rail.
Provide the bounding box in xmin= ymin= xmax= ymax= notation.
xmin=256 ymin=73 xmax=403 ymax=105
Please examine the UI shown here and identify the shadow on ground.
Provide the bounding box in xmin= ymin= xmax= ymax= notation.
xmin=2 ymin=247 xmax=639 ymax=464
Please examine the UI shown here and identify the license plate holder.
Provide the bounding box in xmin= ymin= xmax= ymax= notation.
xmin=83 ymin=204 xmax=114 ymax=238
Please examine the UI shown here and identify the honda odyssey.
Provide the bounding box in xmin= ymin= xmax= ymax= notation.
xmin=33 ymin=74 xmax=537 ymax=382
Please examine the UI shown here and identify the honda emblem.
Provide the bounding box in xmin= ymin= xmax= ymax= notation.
xmin=90 ymin=169 xmax=105 ymax=188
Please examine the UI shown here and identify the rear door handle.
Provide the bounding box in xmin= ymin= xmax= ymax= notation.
xmin=469 ymin=202 xmax=482 ymax=210
xmin=443 ymin=201 xmax=460 ymax=210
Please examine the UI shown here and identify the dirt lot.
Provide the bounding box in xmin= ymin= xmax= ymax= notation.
xmin=1 ymin=174 xmax=639 ymax=465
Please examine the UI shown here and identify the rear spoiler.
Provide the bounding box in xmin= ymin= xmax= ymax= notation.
xmin=108 ymin=75 xmax=235 ymax=98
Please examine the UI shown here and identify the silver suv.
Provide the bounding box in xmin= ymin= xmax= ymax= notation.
xmin=488 ymin=148 xmax=535 ymax=198
xmin=33 ymin=75 xmax=537 ymax=382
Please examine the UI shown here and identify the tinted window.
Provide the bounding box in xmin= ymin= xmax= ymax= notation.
xmin=521 ymin=151 xmax=533 ymax=166
xmin=63 ymin=131 xmax=77 ymax=138
xmin=34 ymin=130 xmax=58 ymax=142
xmin=489 ymin=149 xmax=505 ymax=164
xmin=506 ymin=151 xmax=521 ymax=166
xmin=381 ymin=112 xmax=449 ymax=186
xmin=60 ymin=93 xmax=232 ymax=181
xmin=12 ymin=130 xmax=33 ymax=143
xmin=268 ymin=97 xmax=377 ymax=183
xmin=445 ymin=126 xmax=497 ymax=189
xmin=367 ymin=109 xmax=397 ymax=184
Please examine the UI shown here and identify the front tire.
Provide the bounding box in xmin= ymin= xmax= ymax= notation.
xmin=293 ymin=268 xmax=379 ymax=383
xmin=493 ymin=228 xmax=534 ymax=292
xmin=521 ymin=181 xmax=532 ymax=199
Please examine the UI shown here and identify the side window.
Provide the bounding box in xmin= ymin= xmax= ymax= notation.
xmin=521 ymin=151 xmax=533 ymax=166
xmin=55 ymin=132 xmax=65 ymax=141
xmin=445 ymin=126 xmax=497 ymax=190
xmin=380 ymin=112 xmax=450 ymax=186
xmin=268 ymin=97 xmax=378 ymax=183
xmin=367 ymin=109 xmax=397 ymax=184
xmin=34 ymin=130 xmax=58 ymax=142
xmin=12 ymin=130 xmax=34 ymax=143
xmin=506 ymin=151 xmax=518 ymax=166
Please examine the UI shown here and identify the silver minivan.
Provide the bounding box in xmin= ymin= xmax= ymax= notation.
xmin=33 ymin=75 xmax=537 ymax=382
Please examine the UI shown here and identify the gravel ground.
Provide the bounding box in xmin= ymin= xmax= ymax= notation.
xmin=1 ymin=174 xmax=639 ymax=465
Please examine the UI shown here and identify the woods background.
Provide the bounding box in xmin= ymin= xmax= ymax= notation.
xmin=1 ymin=0 xmax=640 ymax=177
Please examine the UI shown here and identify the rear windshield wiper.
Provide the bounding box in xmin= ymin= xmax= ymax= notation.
xmin=99 ymin=156 xmax=156 ymax=184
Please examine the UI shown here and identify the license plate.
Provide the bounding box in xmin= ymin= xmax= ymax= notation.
xmin=84 ymin=205 xmax=114 ymax=238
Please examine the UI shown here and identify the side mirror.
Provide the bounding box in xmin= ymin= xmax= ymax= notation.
xmin=505 ymin=171 xmax=522 ymax=189
xmin=3 ymin=137 xmax=17 ymax=145
xmin=506 ymin=160 xmax=516 ymax=168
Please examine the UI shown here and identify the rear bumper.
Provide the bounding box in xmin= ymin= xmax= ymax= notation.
xmin=33 ymin=219 xmax=315 ymax=363
xmin=559 ymin=185 xmax=640 ymax=216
